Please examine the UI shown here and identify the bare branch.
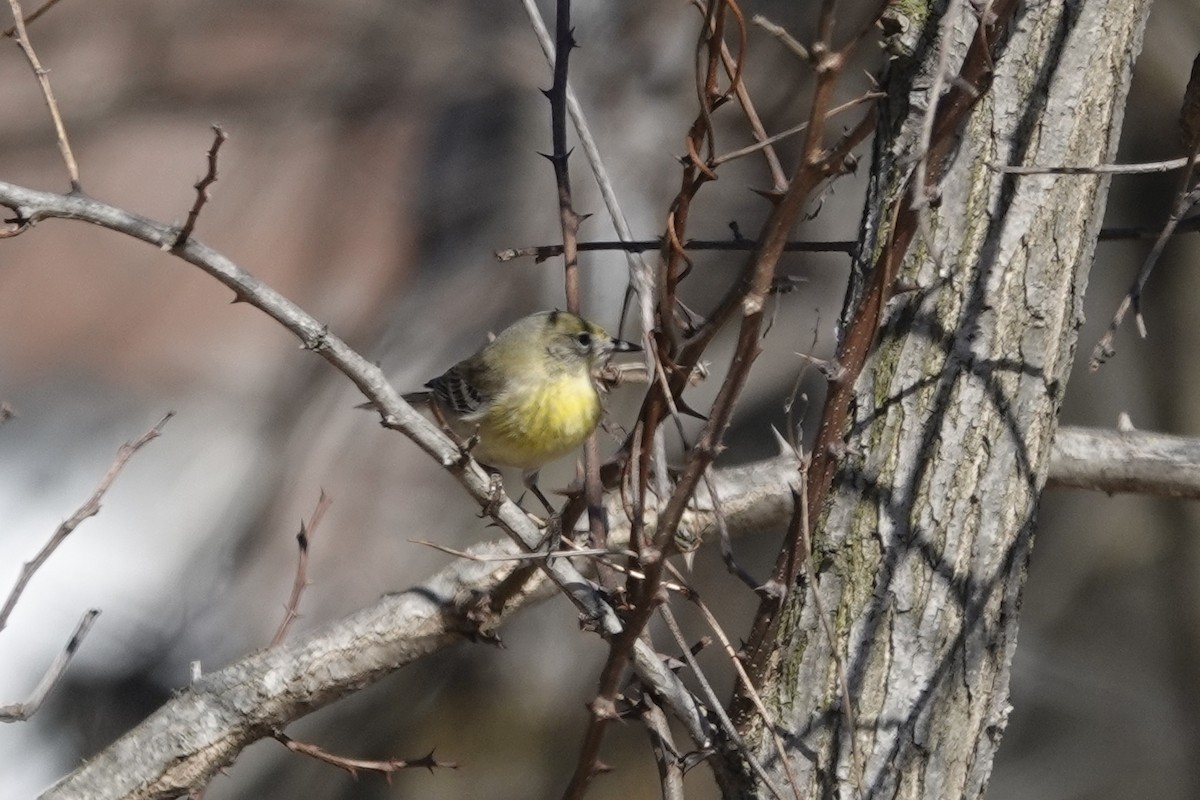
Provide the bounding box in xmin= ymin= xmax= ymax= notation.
xmin=0 ymin=609 xmax=100 ymax=722
xmin=752 ymin=14 xmax=811 ymax=62
xmin=1047 ymin=426 xmax=1200 ymax=497
xmin=638 ymin=691 xmax=686 ymax=800
xmin=993 ymin=155 xmax=1193 ymax=175
xmin=173 ymin=125 xmax=227 ymax=249
xmin=494 ymin=236 xmax=858 ymax=262
xmin=1091 ymin=182 xmax=1200 ymax=370
xmin=273 ymin=732 xmax=456 ymax=777
xmin=659 ymin=604 xmax=792 ymax=800
xmin=39 ymin=528 xmax=709 ymax=800
xmin=0 ymin=413 xmax=173 ymax=634
xmin=5 ymin=0 xmax=79 ymax=189
xmin=0 ymin=0 xmax=60 ymax=35
xmin=270 ymin=490 xmax=332 ymax=647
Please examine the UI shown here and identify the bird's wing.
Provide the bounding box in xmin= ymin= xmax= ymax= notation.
xmin=427 ymin=361 xmax=493 ymax=417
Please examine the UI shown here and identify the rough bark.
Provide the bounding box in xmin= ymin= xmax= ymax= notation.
xmin=729 ymin=0 xmax=1152 ymax=797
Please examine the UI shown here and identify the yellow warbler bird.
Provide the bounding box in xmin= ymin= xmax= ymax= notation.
xmin=404 ymin=310 xmax=639 ymax=508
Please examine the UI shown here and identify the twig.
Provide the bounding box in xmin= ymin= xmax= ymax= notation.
xmin=413 ymin=538 xmax=631 ymax=563
xmin=495 ymin=236 xmax=858 ymax=262
xmin=639 ymin=689 xmax=686 ymax=800
xmin=34 ymin=424 xmax=1196 ymax=795
xmin=0 ymin=608 xmax=100 ymax=722
xmin=0 ymin=0 xmax=59 ymax=36
xmin=659 ymin=604 xmax=791 ymax=800
xmin=695 ymin=1 xmax=786 ymax=191
xmin=752 ymin=14 xmax=811 ymax=61
xmin=0 ymin=413 xmax=173 ymax=633
xmin=666 ymin=564 xmax=797 ymax=797
xmin=992 ymin=154 xmax=1193 ymax=174
xmin=543 ymin=0 xmax=582 ymax=315
xmin=5 ymin=0 xmax=79 ymax=189
xmin=173 ymin=125 xmax=227 ymax=249
xmin=270 ymin=490 xmax=332 ymax=647
xmin=1091 ymin=177 xmax=1200 ymax=370
xmin=274 ymin=731 xmax=456 ymax=777
xmin=495 ymin=214 xmax=1200 ymax=264
xmin=711 ymin=93 xmax=884 ymax=168
xmin=702 ymin=467 xmax=758 ymax=590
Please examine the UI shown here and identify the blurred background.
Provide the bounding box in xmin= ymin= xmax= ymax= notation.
xmin=0 ymin=1 xmax=1197 ymax=798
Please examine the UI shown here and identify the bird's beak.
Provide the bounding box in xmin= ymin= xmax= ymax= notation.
xmin=611 ymin=338 xmax=642 ymax=353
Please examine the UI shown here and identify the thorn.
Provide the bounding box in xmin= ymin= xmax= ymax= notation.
xmin=589 ymin=697 xmax=619 ymax=720
xmin=750 ymin=187 xmax=786 ymax=204
xmin=769 ymin=425 xmax=792 ymax=454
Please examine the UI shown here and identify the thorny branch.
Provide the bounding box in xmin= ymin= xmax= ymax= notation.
xmin=173 ymin=125 xmax=227 ymax=249
xmin=564 ymin=1 xmax=883 ymax=795
xmin=273 ymin=732 xmax=456 ymax=778
xmin=270 ymin=490 xmax=333 ymax=648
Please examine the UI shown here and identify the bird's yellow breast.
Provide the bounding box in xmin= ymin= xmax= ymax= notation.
xmin=475 ymin=371 xmax=602 ymax=470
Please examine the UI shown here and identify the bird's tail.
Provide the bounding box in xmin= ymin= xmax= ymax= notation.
xmin=355 ymin=390 xmax=432 ymax=411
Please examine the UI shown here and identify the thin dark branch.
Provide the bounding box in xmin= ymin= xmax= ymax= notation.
xmin=0 ymin=413 xmax=173 ymax=633
xmin=0 ymin=0 xmax=61 ymax=36
xmin=173 ymin=125 xmax=227 ymax=249
xmin=495 ymin=236 xmax=858 ymax=262
xmin=546 ymin=0 xmax=581 ymax=313
xmin=270 ymin=490 xmax=332 ymax=647
xmin=0 ymin=609 xmax=100 ymax=722
xmin=494 ymin=215 xmax=1200 ymax=265
xmin=696 ymin=2 xmax=787 ymax=191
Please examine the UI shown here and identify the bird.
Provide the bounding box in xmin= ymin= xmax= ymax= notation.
xmin=402 ymin=310 xmax=640 ymax=511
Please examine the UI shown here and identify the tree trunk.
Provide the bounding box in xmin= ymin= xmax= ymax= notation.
xmin=727 ymin=0 xmax=1152 ymax=797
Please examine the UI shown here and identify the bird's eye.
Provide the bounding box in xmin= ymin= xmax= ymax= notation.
xmin=575 ymin=332 xmax=592 ymax=347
